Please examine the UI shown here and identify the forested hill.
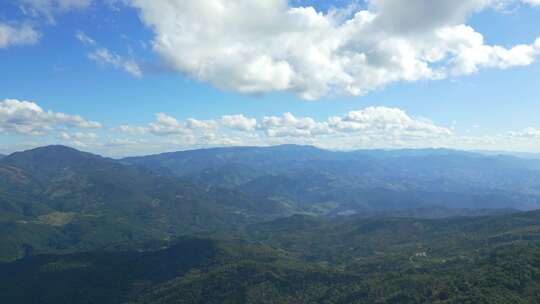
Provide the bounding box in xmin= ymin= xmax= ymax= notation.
xmin=0 ymin=145 xmax=289 ymax=262
xmin=3 ymin=145 xmax=540 ymax=302
xmin=3 ymin=211 xmax=540 ymax=303
xmin=3 ymin=144 xmax=540 ymax=262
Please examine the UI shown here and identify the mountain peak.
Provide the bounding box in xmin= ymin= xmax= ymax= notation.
xmin=25 ymin=145 xmax=80 ymax=153
xmin=2 ymin=145 xmax=103 ymax=167
xmin=270 ymin=144 xmax=321 ymax=151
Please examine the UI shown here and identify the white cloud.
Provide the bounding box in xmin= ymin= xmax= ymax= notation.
xmin=0 ymin=99 xmax=102 ymax=136
xmin=328 ymin=107 xmax=453 ymax=138
xmin=75 ymin=30 xmax=95 ymax=46
xmin=367 ymin=0 xmax=494 ymax=33
xmin=4 ymin=104 xmax=540 ymax=156
xmin=118 ymin=106 xmax=452 ymax=150
xmin=57 ymin=131 xmax=71 ymax=140
xmin=118 ymin=125 xmax=147 ymax=135
xmin=185 ymin=118 xmax=217 ymax=131
xmin=105 ymin=137 xmax=145 ymax=147
xmin=75 ymin=32 xmax=142 ymax=78
xmin=437 ymin=26 xmax=540 ymax=75
xmin=89 ymin=48 xmax=143 ymax=78
xmin=508 ymin=127 xmax=540 ymax=139
xmin=127 ymin=0 xmax=540 ymax=100
xmin=523 ymin=0 xmax=540 ymax=6
xmin=19 ymin=0 xmax=93 ymax=22
xmin=259 ymin=113 xmax=333 ymax=138
xmin=57 ymin=131 xmax=99 ymax=140
xmin=221 ymin=115 xmax=257 ymax=131
xmin=0 ymin=23 xmax=40 ymax=48
xmin=148 ymin=113 xmax=186 ymax=135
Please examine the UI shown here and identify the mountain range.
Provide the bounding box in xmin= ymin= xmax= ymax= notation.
xmin=123 ymin=145 xmax=540 ymax=213
xmin=3 ymin=144 xmax=540 ymax=302
xmin=2 ymin=144 xmax=540 ymax=262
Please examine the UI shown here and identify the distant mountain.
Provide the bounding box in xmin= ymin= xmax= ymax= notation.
xmin=474 ymin=150 xmax=540 ymax=160
xmin=0 ymin=146 xmax=288 ymax=262
xmin=123 ymin=145 xmax=540 ymax=213
xmin=122 ymin=144 xmax=341 ymax=180
xmin=0 ymin=154 xmax=5 ymax=159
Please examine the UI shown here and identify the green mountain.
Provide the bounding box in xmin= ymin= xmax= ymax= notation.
xmin=4 ymin=211 xmax=540 ymax=303
xmin=138 ymin=210 xmax=540 ymax=303
xmin=0 ymin=146 xmax=288 ymax=262
xmin=4 ymin=145 xmax=540 ymax=302
xmin=123 ymin=145 xmax=540 ymax=214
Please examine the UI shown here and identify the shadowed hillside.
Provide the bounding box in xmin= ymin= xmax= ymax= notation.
xmin=4 ymin=212 xmax=540 ymax=303
xmin=0 ymin=146 xmax=289 ymax=262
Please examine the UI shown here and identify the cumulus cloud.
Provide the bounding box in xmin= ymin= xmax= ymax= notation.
xmin=328 ymin=107 xmax=452 ymax=139
xmin=4 ymin=103 xmax=539 ymax=155
xmin=0 ymin=99 xmax=102 ymax=136
xmin=147 ymin=113 xmax=186 ymax=135
xmin=89 ymin=48 xmax=143 ymax=78
xmin=118 ymin=106 xmax=452 ymax=150
xmin=259 ymin=113 xmax=333 ymax=138
xmin=221 ymin=115 xmax=257 ymax=131
xmin=0 ymin=23 xmax=40 ymax=48
xmin=185 ymin=118 xmax=217 ymax=131
xmin=508 ymin=127 xmax=540 ymax=139
xmin=126 ymin=0 xmax=540 ymax=100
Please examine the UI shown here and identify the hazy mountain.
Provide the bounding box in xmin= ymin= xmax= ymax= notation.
xmin=474 ymin=150 xmax=540 ymax=160
xmin=123 ymin=145 xmax=540 ymax=213
xmin=0 ymin=146 xmax=288 ymax=262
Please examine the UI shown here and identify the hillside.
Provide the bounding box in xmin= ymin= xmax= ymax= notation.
xmin=0 ymin=146 xmax=289 ymax=262
xmin=123 ymin=145 xmax=540 ymax=214
xmin=4 ymin=144 xmax=540 ymax=263
xmin=3 ymin=211 xmax=540 ymax=303
xmin=3 ymin=145 xmax=540 ymax=302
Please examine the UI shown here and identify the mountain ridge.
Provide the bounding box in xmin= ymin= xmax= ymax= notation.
xmin=0 ymin=145 xmax=290 ymax=262
xmin=121 ymin=144 xmax=540 ymax=212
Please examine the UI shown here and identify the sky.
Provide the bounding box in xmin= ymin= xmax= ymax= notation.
xmin=1 ymin=0 xmax=540 ymax=157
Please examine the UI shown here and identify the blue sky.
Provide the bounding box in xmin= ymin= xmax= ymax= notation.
xmin=1 ymin=0 xmax=540 ymax=156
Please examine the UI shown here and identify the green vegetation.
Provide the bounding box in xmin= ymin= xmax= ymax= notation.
xmin=0 ymin=146 xmax=289 ymax=262
xmin=123 ymin=145 xmax=540 ymax=214
xmin=4 ymin=145 xmax=540 ymax=303
xmin=3 ymin=212 xmax=540 ymax=303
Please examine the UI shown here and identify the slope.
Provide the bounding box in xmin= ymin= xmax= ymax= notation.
xmin=0 ymin=146 xmax=288 ymax=262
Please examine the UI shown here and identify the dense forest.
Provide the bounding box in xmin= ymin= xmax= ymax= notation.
xmin=3 ymin=211 xmax=540 ymax=303
xmin=3 ymin=145 xmax=540 ymax=303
